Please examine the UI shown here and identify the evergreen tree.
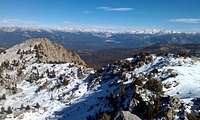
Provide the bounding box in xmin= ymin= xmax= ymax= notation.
xmin=7 ymin=106 xmax=12 ymax=114
xmin=20 ymin=104 xmax=24 ymax=110
xmin=16 ymin=49 xmax=21 ymax=54
xmin=35 ymin=103 xmax=40 ymax=109
xmin=1 ymin=106 xmax=5 ymax=113
xmin=63 ymin=78 xmax=69 ymax=86
xmin=2 ymin=94 xmax=6 ymax=100
xmin=25 ymin=105 xmax=30 ymax=110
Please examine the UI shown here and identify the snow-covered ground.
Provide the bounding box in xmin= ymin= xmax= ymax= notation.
xmin=49 ymin=55 xmax=200 ymax=120
xmin=126 ymin=55 xmax=200 ymax=104
xmin=0 ymin=62 xmax=92 ymax=120
xmin=163 ymin=59 xmax=200 ymax=103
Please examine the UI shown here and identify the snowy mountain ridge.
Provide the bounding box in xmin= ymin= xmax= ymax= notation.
xmin=0 ymin=25 xmax=194 ymax=35
xmin=0 ymin=38 xmax=92 ymax=120
xmin=0 ymin=38 xmax=86 ymax=66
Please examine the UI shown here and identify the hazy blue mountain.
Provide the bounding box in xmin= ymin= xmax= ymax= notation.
xmin=0 ymin=27 xmax=200 ymax=51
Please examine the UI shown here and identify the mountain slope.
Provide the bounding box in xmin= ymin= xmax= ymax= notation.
xmin=47 ymin=53 xmax=200 ymax=120
xmin=0 ymin=39 xmax=200 ymax=120
xmin=0 ymin=38 xmax=86 ymax=66
xmin=0 ymin=38 xmax=90 ymax=119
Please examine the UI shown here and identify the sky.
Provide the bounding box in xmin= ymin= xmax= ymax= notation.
xmin=0 ymin=0 xmax=200 ymax=32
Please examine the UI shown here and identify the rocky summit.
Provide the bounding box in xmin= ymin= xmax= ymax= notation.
xmin=0 ymin=38 xmax=86 ymax=66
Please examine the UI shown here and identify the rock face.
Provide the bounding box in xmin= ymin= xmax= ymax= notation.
xmin=121 ymin=111 xmax=141 ymax=120
xmin=31 ymin=38 xmax=86 ymax=66
xmin=0 ymin=38 xmax=86 ymax=66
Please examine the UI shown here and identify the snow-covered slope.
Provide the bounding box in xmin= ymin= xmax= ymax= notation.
xmin=0 ymin=38 xmax=91 ymax=120
xmin=2 ymin=63 xmax=91 ymax=120
xmin=162 ymin=58 xmax=200 ymax=102
xmin=51 ymin=54 xmax=200 ymax=120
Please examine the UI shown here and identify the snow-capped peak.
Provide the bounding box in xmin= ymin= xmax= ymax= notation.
xmin=0 ymin=21 xmax=186 ymax=34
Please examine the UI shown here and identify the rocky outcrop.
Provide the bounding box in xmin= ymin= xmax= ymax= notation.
xmin=0 ymin=38 xmax=86 ymax=66
xmin=27 ymin=38 xmax=86 ymax=66
xmin=115 ymin=111 xmax=142 ymax=120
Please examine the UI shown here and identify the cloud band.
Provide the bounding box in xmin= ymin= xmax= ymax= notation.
xmin=96 ymin=6 xmax=134 ymax=12
xmin=169 ymin=18 xmax=200 ymax=24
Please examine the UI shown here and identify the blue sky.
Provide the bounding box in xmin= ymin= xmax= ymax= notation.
xmin=0 ymin=0 xmax=200 ymax=31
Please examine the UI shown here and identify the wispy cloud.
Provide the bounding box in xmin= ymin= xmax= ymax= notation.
xmin=169 ymin=18 xmax=200 ymax=24
xmin=96 ymin=6 xmax=134 ymax=12
xmin=0 ymin=19 xmax=41 ymax=27
xmin=83 ymin=10 xmax=92 ymax=14
xmin=0 ymin=19 xmax=58 ymax=29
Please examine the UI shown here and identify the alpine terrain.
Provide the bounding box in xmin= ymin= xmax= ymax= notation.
xmin=0 ymin=38 xmax=200 ymax=120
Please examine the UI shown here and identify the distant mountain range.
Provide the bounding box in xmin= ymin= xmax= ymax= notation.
xmin=0 ymin=26 xmax=200 ymax=51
